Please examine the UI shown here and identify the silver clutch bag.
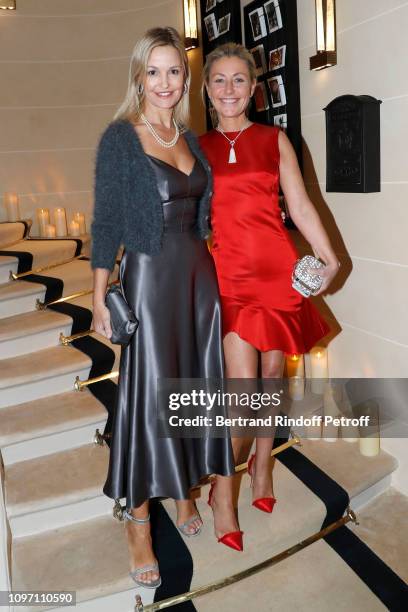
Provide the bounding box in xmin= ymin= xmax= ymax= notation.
xmin=292 ymin=255 xmax=325 ymax=297
xmin=105 ymin=284 xmax=139 ymax=346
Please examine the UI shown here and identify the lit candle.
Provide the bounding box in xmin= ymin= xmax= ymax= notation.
xmin=286 ymin=354 xmax=305 ymax=378
xmin=73 ymin=212 xmax=86 ymax=234
xmin=357 ymin=400 xmax=380 ymax=457
xmin=322 ymin=383 xmax=339 ymax=442
xmin=37 ymin=208 xmax=50 ymax=237
xmin=310 ymin=346 xmax=328 ymax=394
xmin=54 ymin=207 xmax=67 ymax=237
xmin=45 ymin=224 xmax=56 ymax=238
xmin=288 ymin=376 xmax=305 ymax=401
xmin=69 ymin=220 xmax=80 ymax=236
xmin=4 ymin=192 xmax=20 ymax=221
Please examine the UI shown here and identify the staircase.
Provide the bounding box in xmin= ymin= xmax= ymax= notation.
xmin=0 ymin=221 xmax=406 ymax=612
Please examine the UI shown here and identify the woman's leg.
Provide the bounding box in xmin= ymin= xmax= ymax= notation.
xmin=210 ymin=332 xmax=258 ymax=538
xmin=125 ymin=500 xmax=160 ymax=584
xmin=251 ymin=350 xmax=285 ymax=500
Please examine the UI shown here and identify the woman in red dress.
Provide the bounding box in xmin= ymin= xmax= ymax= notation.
xmin=200 ymin=43 xmax=340 ymax=526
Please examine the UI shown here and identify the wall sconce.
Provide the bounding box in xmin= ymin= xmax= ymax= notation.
xmin=310 ymin=0 xmax=337 ymax=70
xmin=0 ymin=1 xmax=16 ymax=9
xmin=183 ymin=0 xmax=199 ymax=50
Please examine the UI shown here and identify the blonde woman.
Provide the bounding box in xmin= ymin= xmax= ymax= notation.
xmin=200 ymin=44 xmax=339 ymax=518
xmin=91 ymin=29 xmax=240 ymax=589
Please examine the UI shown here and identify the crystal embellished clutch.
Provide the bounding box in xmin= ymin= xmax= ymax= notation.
xmin=292 ymin=255 xmax=325 ymax=297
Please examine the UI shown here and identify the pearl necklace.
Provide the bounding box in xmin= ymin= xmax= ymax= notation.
xmin=216 ymin=121 xmax=251 ymax=164
xmin=141 ymin=113 xmax=180 ymax=148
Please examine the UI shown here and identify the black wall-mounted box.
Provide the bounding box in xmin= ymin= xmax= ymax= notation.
xmin=324 ymin=95 xmax=382 ymax=193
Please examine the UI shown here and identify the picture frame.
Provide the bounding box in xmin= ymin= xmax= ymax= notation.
xmin=249 ymin=7 xmax=268 ymax=41
xmin=274 ymin=113 xmax=287 ymax=130
xmin=254 ymin=82 xmax=270 ymax=112
xmin=268 ymin=75 xmax=287 ymax=107
xmin=250 ymin=44 xmax=268 ymax=76
xmin=269 ymin=44 xmax=286 ymax=71
xmin=218 ymin=13 xmax=231 ymax=36
xmin=205 ymin=0 xmax=216 ymax=11
xmin=204 ymin=13 xmax=218 ymax=41
xmin=264 ymin=0 xmax=283 ymax=33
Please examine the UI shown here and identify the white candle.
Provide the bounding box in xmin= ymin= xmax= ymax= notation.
xmin=37 ymin=208 xmax=50 ymax=237
xmin=54 ymin=207 xmax=67 ymax=237
xmin=359 ymin=435 xmax=380 ymax=457
xmin=69 ymin=220 xmax=80 ymax=236
xmin=73 ymin=212 xmax=86 ymax=234
xmin=288 ymin=376 xmax=305 ymax=401
xmin=305 ymin=409 xmax=322 ymax=440
xmin=341 ymin=422 xmax=359 ymax=442
xmin=4 ymin=192 xmax=20 ymax=221
xmin=45 ymin=224 xmax=56 ymax=238
xmin=310 ymin=346 xmax=328 ymax=394
xmin=286 ymin=354 xmax=305 ymax=378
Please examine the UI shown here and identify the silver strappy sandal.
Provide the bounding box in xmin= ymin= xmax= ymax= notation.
xmin=123 ymin=509 xmax=162 ymax=589
xmin=177 ymin=505 xmax=203 ymax=537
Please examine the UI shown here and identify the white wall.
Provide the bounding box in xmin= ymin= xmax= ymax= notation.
xmin=0 ymin=0 xmax=205 ymax=233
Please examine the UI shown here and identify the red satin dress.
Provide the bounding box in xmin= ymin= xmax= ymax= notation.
xmin=199 ymin=123 xmax=330 ymax=354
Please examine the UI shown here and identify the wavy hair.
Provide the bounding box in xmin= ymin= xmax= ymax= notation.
xmin=114 ymin=27 xmax=190 ymax=128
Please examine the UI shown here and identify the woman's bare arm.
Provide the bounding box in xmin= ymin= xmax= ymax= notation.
xmin=278 ymin=130 xmax=340 ymax=294
xmin=92 ymin=268 xmax=112 ymax=338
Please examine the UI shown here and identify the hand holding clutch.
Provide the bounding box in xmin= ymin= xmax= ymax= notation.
xmin=105 ymin=284 xmax=138 ymax=346
xmin=292 ymin=255 xmax=325 ymax=297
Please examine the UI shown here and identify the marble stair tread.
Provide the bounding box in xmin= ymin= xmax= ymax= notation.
xmin=348 ymin=486 xmax=408 ymax=583
xmin=0 ymin=278 xmax=46 ymax=301
xmin=296 ymin=439 xmax=398 ymax=498
xmin=12 ymin=513 xmax=137 ymax=606
xmin=0 ymin=221 xmax=28 ymax=248
xmin=5 ymin=443 xmax=109 ymax=517
xmin=0 ymin=237 xmax=79 ymax=271
xmin=0 ymin=345 xmax=92 ymax=390
xmin=0 ymin=389 xmax=106 ymax=447
xmin=0 ymin=309 xmax=72 ymax=342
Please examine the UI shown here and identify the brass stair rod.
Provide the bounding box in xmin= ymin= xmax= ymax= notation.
xmin=135 ymin=508 xmax=358 ymax=611
xmin=60 ymin=329 xmax=95 ymax=345
xmin=36 ymin=279 xmax=119 ymax=310
xmin=75 ymin=371 xmax=119 ymax=391
xmin=10 ymin=254 xmax=83 ymax=280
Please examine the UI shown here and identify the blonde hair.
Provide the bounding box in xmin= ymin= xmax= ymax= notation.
xmin=114 ymin=27 xmax=190 ymax=127
xmin=202 ymin=42 xmax=257 ymax=89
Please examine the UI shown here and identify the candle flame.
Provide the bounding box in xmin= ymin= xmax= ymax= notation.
xmin=291 ymin=354 xmax=299 ymax=361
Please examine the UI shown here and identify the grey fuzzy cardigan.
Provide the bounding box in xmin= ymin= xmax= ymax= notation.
xmin=91 ymin=119 xmax=213 ymax=271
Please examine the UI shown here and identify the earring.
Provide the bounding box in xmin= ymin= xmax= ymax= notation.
xmin=137 ymin=83 xmax=144 ymax=95
xmin=183 ymin=82 xmax=188 ymax=96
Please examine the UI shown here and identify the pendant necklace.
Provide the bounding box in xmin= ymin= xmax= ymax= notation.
xmin=216 ymin=121 xmax=251 ymax=164
xmin=141 ymin=113 xmax=180 ymax=148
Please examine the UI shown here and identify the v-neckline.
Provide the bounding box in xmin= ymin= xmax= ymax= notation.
xmin=146 ymin=154 xmax=197 ymax=178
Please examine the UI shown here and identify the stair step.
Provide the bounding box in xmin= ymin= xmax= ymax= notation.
xmin=0 ymin=309 xmax=73 ymax=358
xmin=0 ymin=389 xmax=107 ymax=457
xmin=0 ymin=259 xmax=118 ymax=319
xmin=0 ymin=221 xmax=29 ymax=248
xmin=11 ymin=513 xmax=152 ymax=611
xmin=5 ymin=443 xmax=109 ymax=519
xmin=0 ymin=345 xmax=92 ymax=408
xmin=0 ymin=254 xmax=18 ymax=283
xmin=0 ymin=236 xmax=87 ymax=277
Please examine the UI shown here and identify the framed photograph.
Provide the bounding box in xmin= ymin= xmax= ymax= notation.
xmin=204 ymin=13 xmax=218 ymax=41
xmin=264 ymin=0 xmax=283 ymax=33
xmin=267 ymin=75 xmax=286 ymax=108
xmin=269 ymin=44 xmax=286 ymax=71
xmin=274 ymin=113 xmax=287 ymax=130
xmin=250 ymin=44 xmax=267 ymax=76
xmin=206 ymin=0 xmax=216 ymax=11
xmin=249 ymin=7 xmax=267 ymax=41
xmin=254 ymin=82 xmax=270 ymax=112
xmin=218 ymin=13 xmax=231 ymax=36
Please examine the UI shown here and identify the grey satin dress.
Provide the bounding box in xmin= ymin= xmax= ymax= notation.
xmin=103 ymin=153 xmax=235 ymax=508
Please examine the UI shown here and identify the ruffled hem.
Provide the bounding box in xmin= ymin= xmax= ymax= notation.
xmin=221 ymin=298 xmax=330 ymax=354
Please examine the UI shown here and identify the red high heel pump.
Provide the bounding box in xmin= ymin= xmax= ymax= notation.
xmin=207 ymin=482 xmax=244 ymax=551
xmin=247 ymin=454 xmax=277 ymax=514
